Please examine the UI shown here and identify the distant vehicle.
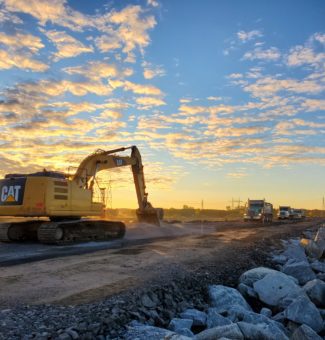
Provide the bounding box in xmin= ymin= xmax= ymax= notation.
xmin=292 ymin=209 xmax=306 ymax=220
xmin=244 ymin=199 xmax=273 ymax=224
xmin=278 ymin=206 xmax=293 ymax=220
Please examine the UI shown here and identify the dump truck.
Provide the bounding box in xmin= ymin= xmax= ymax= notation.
xmin=278 ymin=206 xmax=293 ymax=220
xmin=243 ymin=199 xmax=273 ymax=224
xmin=0 ymin=146 xmax=161 ymax=244
xmin=291 ymin=209 xmax=306 ymax=220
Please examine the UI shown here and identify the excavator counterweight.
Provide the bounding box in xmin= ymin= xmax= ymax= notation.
xmin=0 ymin=146 xmax=161 ymax=244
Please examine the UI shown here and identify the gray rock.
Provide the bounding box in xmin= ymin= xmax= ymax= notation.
xmin=239 ymin=267 xmax=282 ymax=287
xmin=253 ymin=271 xmax=304 ymax=307
xmin=319 ymin=308 xmax=325 ymax=319
xmin=260 ymin=308 xmax=272 ymax=318
xmin=65 ymin=328 xmax=79 ymax=339
xmin=168 ymin=318 xmax=193 ymax=331
xmin=237 ymin=283 xmax=258 ymax=299
xmin=282 ymin=261 xmax=316 ymax=285
xmin=285 ymin=296 xmax=323 ymax=332
xmin=195 ymin=324 xmax=244 ymax=340
xmin=180 ymin=309 xmax=207 ymax=326
xmin=316 ymin=272 xmax=325 ymax=280
xmin=208 ymin=285 xmax=252 ymax=313
xmin=177 ymin=328 xmax=194 ymax=337
xmin=58 ymin=334 xmax=71 ymax=340
xmin=272 ymin=255 xmax=287 ymax=265
xmin=224 ymin=306 xmax=288 ymax=335
xmin=237 ymin=321 xmax=288 ymax=340
xmin=303 ymin=279 xmax=325 ymax=307
xmin=272 ymin=311 xmax=286 ymax=323
xmin=124 ymin=324 xmax=191 ymax=340
xmin=283 ymin=243 xmax=308 ymax=263
xmin=141 ymin=294 xmax=156 ymax=308
xmin=311 ymin=260 xmax=325 ymax=273
xmin=206 ymin=308 xmax=232 ymax=328
xmin=291 ymin=324 xmax=323 ymax=340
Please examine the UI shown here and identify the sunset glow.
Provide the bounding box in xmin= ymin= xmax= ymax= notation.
xmin=0 ymin=0 xmax=324 ymax=209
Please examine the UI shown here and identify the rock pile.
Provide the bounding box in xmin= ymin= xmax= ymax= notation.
xmin=0 ymin=225 xmax=323 ymax=339
xmin=124 ymin=226 xmax=325 ymax=339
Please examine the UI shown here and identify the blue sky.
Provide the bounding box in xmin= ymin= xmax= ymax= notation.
xmin=0 ymin=0 xmax=324 ymax=209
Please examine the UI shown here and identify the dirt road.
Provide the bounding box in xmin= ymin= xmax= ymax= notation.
xmin=0 ymin=219 xmax=322 ymax=309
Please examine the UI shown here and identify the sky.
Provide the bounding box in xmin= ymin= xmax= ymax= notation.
xmin=0 ymin=0 xmax=324 ymax=210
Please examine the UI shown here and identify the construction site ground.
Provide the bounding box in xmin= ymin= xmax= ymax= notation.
xmin=0 ymin=218 xmax=323 ymax=310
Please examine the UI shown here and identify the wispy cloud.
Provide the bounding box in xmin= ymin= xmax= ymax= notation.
xmin=237 ymin=30 xmax=263 ymax=42
xmin=41 ymin=29 xmax=93 ymax=61
xmin=243 ymin=47 xmax=281 ymax=61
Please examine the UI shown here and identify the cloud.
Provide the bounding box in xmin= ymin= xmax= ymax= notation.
xmin=11 ymin=78 xmax=112 ymax=98
xmin=42 ymin=29 xmax=93 ymax=61
xmin=0 ymin=31 xmax=44 ymax=53
xmin=63 ymin=61 xmax=130 ymax=81
xmin=0 ymin=49 xmax=48 ymax=71
xmin=0 ymin=5 xmax=22 ymax=24
xmin=135 ymin=96 xmax=166 ymax=109
xmin=2 ymin=0 xmax=91 ymax=31
xmin=142 ymin=61 xmax=165 ymax=79
xmin=94 ymin=33 xmax=122 ymax=52
xmin=110 ymin=80 xmax=163 ymax=96
xmin=243 ymin=47 xmax=280 ymax=61
xmin=227 ymin=172 xmax=248 ymax=178
xmin=244 ymin=76 xmax=324 ymax=97
xmin=237 ymin=30 xmax=263 ymax=42
xmin=207 ymin=96 xmax=222 ymax=101
xmin=287 ymin=46 xmax=325 ymax=68
xmin=301 ymin=99 xmax=325 ymax=112
xmin=95 ymin=5 xmax=156 ymax=60
xmin=147 ymin=0 xmax=159 ymax=7
xmin=313 ymin=32 xmax=325 ymax=44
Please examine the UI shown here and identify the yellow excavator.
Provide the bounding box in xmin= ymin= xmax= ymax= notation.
xmin=0 ymin=146 xmax=161 ymax=244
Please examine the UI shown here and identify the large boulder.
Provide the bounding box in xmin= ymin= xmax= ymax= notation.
xmin=206 ymin=308 xmax=232 ymax=328
xmin=239 ymin=267 xmax=284 ymax=287
xmin=303 ymin=279 xmax=325 ymax=307
xmin=253 ymin=272 xmax=304 ymax=307
xmin=179 ymin=309 xmax=207 ymax=327
xmin=237 ymin=321 xmax=288 ymax=340
xmin=124 ymin=324 xmax=192 ymax=339
xmin=284 ymin=296 xmax=323 ymax=332
xmin=195 ymin=324 xmax=244 ymax=340
xmin=282 ymin=243 xmax=308 ymax=263
xmin=282 ymin=261 xmax=316 ymax=285
xmin=208 ymin=285 xmax=252 ymax=313
xmin=291 ymin=324 xmax=323 ymax=340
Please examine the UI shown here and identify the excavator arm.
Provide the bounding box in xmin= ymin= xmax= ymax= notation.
xmin=72 ymin=146 xmax=161 ymax=225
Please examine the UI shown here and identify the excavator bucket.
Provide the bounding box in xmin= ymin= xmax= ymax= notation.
xmin=136 ymin=208 xmax=161 ymax=226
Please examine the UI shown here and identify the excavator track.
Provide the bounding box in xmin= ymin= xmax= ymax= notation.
xmin=0 ymin=223 xmax=12 ymax=242
xmin=38 ymin=220 xmax=126 ymax=245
